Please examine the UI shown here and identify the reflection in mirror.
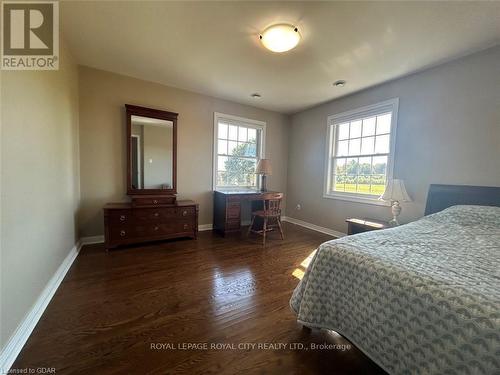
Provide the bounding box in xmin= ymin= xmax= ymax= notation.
xmin=131 ymin=115 xmax=174 ymax=189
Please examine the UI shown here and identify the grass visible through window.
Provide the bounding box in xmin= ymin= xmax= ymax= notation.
xmin=335 ymin=183 xmax=385 ymax=195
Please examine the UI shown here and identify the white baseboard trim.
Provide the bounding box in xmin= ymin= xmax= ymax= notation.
xmin=0 ymin=241 xmax=83 ymax=374
xmin=282 ymin=216 xmax=346 ymax=238
xmin=198 ymin=224 xmax=213 ymax=231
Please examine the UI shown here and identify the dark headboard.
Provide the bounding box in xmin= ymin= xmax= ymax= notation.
xmin=425 ymin=184 xmax=500 ymax=215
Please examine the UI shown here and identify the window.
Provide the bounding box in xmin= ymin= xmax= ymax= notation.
xmin=213 ymin=113 xmax=265 ymax=189
xmin=324 ymin=98 xmax=398 ymax=204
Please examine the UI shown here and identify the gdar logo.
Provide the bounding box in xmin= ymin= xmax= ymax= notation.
xmin=2 ymin=1 xmax=59 ymax=70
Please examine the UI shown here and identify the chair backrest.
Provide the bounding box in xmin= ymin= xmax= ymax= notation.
xmin=263 ymin=193 xmax=283 ymax=215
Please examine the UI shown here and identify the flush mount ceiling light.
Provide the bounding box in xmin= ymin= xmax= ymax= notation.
xmin=333 ymin=80 xmax=346 ymax=87
xmin=251 ymin=93 xmax=262 ymax=98
xmin=260 ymin=24 xmax=300 ymax=53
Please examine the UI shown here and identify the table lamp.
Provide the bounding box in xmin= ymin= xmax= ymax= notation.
xmin=256 ymin=159 xmax=272 ymax=192
xmin=379 ymin=179 xmax=412 ymax=226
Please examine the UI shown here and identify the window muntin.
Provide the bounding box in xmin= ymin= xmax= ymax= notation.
xmin=214 ymin=114 xmax=264 ymax=189
xmin=325 ymin=99 xmax=398 ymax=201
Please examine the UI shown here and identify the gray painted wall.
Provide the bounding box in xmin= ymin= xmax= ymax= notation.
xmin=1 ymin=44 xmax=80 ymax=347
xmin=78 ymin=66 xmax=289 ymax=237
xmin=287 ymin=46 xmax=500 ymax=234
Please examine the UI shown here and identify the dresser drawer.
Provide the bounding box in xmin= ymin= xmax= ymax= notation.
xmin=131 ymin=196 xmax=176 ymax=207
xmin=109 ymin=220 xmax=195 ymax=241
xmin=109 ymin=223 xmax=168 ymax=241
xmin=147 ymin=221 xmax=195 ymax=236
xmin=148 ymin=223 xmax=177 ymax=236
xmin=133 ymin=207 xmax=176 ymax=222
xmin=107 ymin=209 xmax=132 ymax=225
xmin=177 ymin=206 xmax=195 ymax=218
xmin=177 ymin=220 xmax=194 ymax=233
xmin=131 ymin=207 xmax=194 ymax=222
xmin=109 ymin=225 xmax=136 ymax=241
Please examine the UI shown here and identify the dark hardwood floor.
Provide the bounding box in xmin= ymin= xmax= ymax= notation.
xmin=12 ymin=223 xmax=384 ymax=374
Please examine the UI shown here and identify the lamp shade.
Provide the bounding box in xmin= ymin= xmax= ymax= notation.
xmin=255 ymin=159 xmax=272 ymax=175
xmin=379 ymin=179 xmax=412 ymax=202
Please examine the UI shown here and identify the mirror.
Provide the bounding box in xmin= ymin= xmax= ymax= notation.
xmin=131 ymin=115 xmax=174 ymax=189
xmin=126 ymin=105 xmax=177 ymax=195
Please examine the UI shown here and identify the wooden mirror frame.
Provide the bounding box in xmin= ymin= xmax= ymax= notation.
xmin=126 ymin=104 xmax=178 ymax=196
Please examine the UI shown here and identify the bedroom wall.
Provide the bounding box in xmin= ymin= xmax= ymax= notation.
xmin=287 ymin=45 xmax=500 ymax=234
xmin=141 ymin=125 xmax=173 ymax=189
xmin=78 ymin=66 xmax=289 ymax=237
xmin=0 ymin=43 xmax=80 ymax=348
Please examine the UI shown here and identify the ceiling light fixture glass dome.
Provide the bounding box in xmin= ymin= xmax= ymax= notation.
xmin=260 ymin=24 xmax=300 ymax=53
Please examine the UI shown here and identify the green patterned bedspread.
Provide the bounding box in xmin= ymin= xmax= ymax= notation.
xmin=290 ymin=205 xmax=500 ymax=374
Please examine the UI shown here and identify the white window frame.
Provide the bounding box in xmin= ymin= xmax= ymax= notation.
xmin=323 ymin=98 xmax=399 ymax=206
xmin=213 ymin=112 xmax=266 ymax=190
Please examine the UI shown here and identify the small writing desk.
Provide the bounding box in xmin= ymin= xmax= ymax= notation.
xmin=213 ymin=189 xmax=281 ymax=236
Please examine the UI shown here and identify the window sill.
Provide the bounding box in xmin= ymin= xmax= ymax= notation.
xmin=215 ymin=186 xmax=258 ymax=190
xmin=323 ymin=192 xmax=391 ymax=206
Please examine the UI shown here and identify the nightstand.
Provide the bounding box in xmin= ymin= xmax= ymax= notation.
xmin=346 ymin=218 xmax=388 ymax=235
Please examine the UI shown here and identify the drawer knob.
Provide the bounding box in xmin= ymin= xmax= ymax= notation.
xmin=182 ymin=210 xmax=188 ymax=216
xmin=120 ymin=230 xmax=126 ymax=237
xmin=153 ymin=199 xmax=158 ymax=204
xmin=154 ymin=226 xmax=159 ymax=231
xmin=119 ymin=215 xmax=126 ymax=222
xmin=183 ymin=224 xmax=188 ymax=230
xmin=154 ymin=212 xmax=159 ymax=217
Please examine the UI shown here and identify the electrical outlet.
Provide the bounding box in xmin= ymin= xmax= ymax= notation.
xmin=296 ymin=204 xmax=301 ymax=210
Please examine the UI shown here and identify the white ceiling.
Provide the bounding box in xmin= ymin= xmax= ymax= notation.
xmin=61 ymin=1 xmax=500 ymax=114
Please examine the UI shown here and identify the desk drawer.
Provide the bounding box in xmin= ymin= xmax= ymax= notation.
xmin=226 ymin=202 xmax=241 ymax=219
xmin=225 ymin=220 xmax=241 ymax=231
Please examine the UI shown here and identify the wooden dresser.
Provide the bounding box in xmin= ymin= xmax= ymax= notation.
xmin=104 ymin=199 xmax=198 ymax=249
xmin=103 ymin=104 xmax=199 ymax=249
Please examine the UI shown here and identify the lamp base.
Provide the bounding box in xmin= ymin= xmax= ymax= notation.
xmin=389 ymin=200 xmax=401 ymax=227
xmin=260 ymin=175 xmax=268 ymax=192
xmin=388 ymin=218 xmax=399 ymax=227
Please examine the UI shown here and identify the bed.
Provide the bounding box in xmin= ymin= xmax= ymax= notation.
xmin=290 ymin=184 xmax=500 ymax=374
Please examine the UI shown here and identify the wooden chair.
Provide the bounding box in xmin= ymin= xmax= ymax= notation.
xmin=247 ymin=193 xmax=284 ymax=246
